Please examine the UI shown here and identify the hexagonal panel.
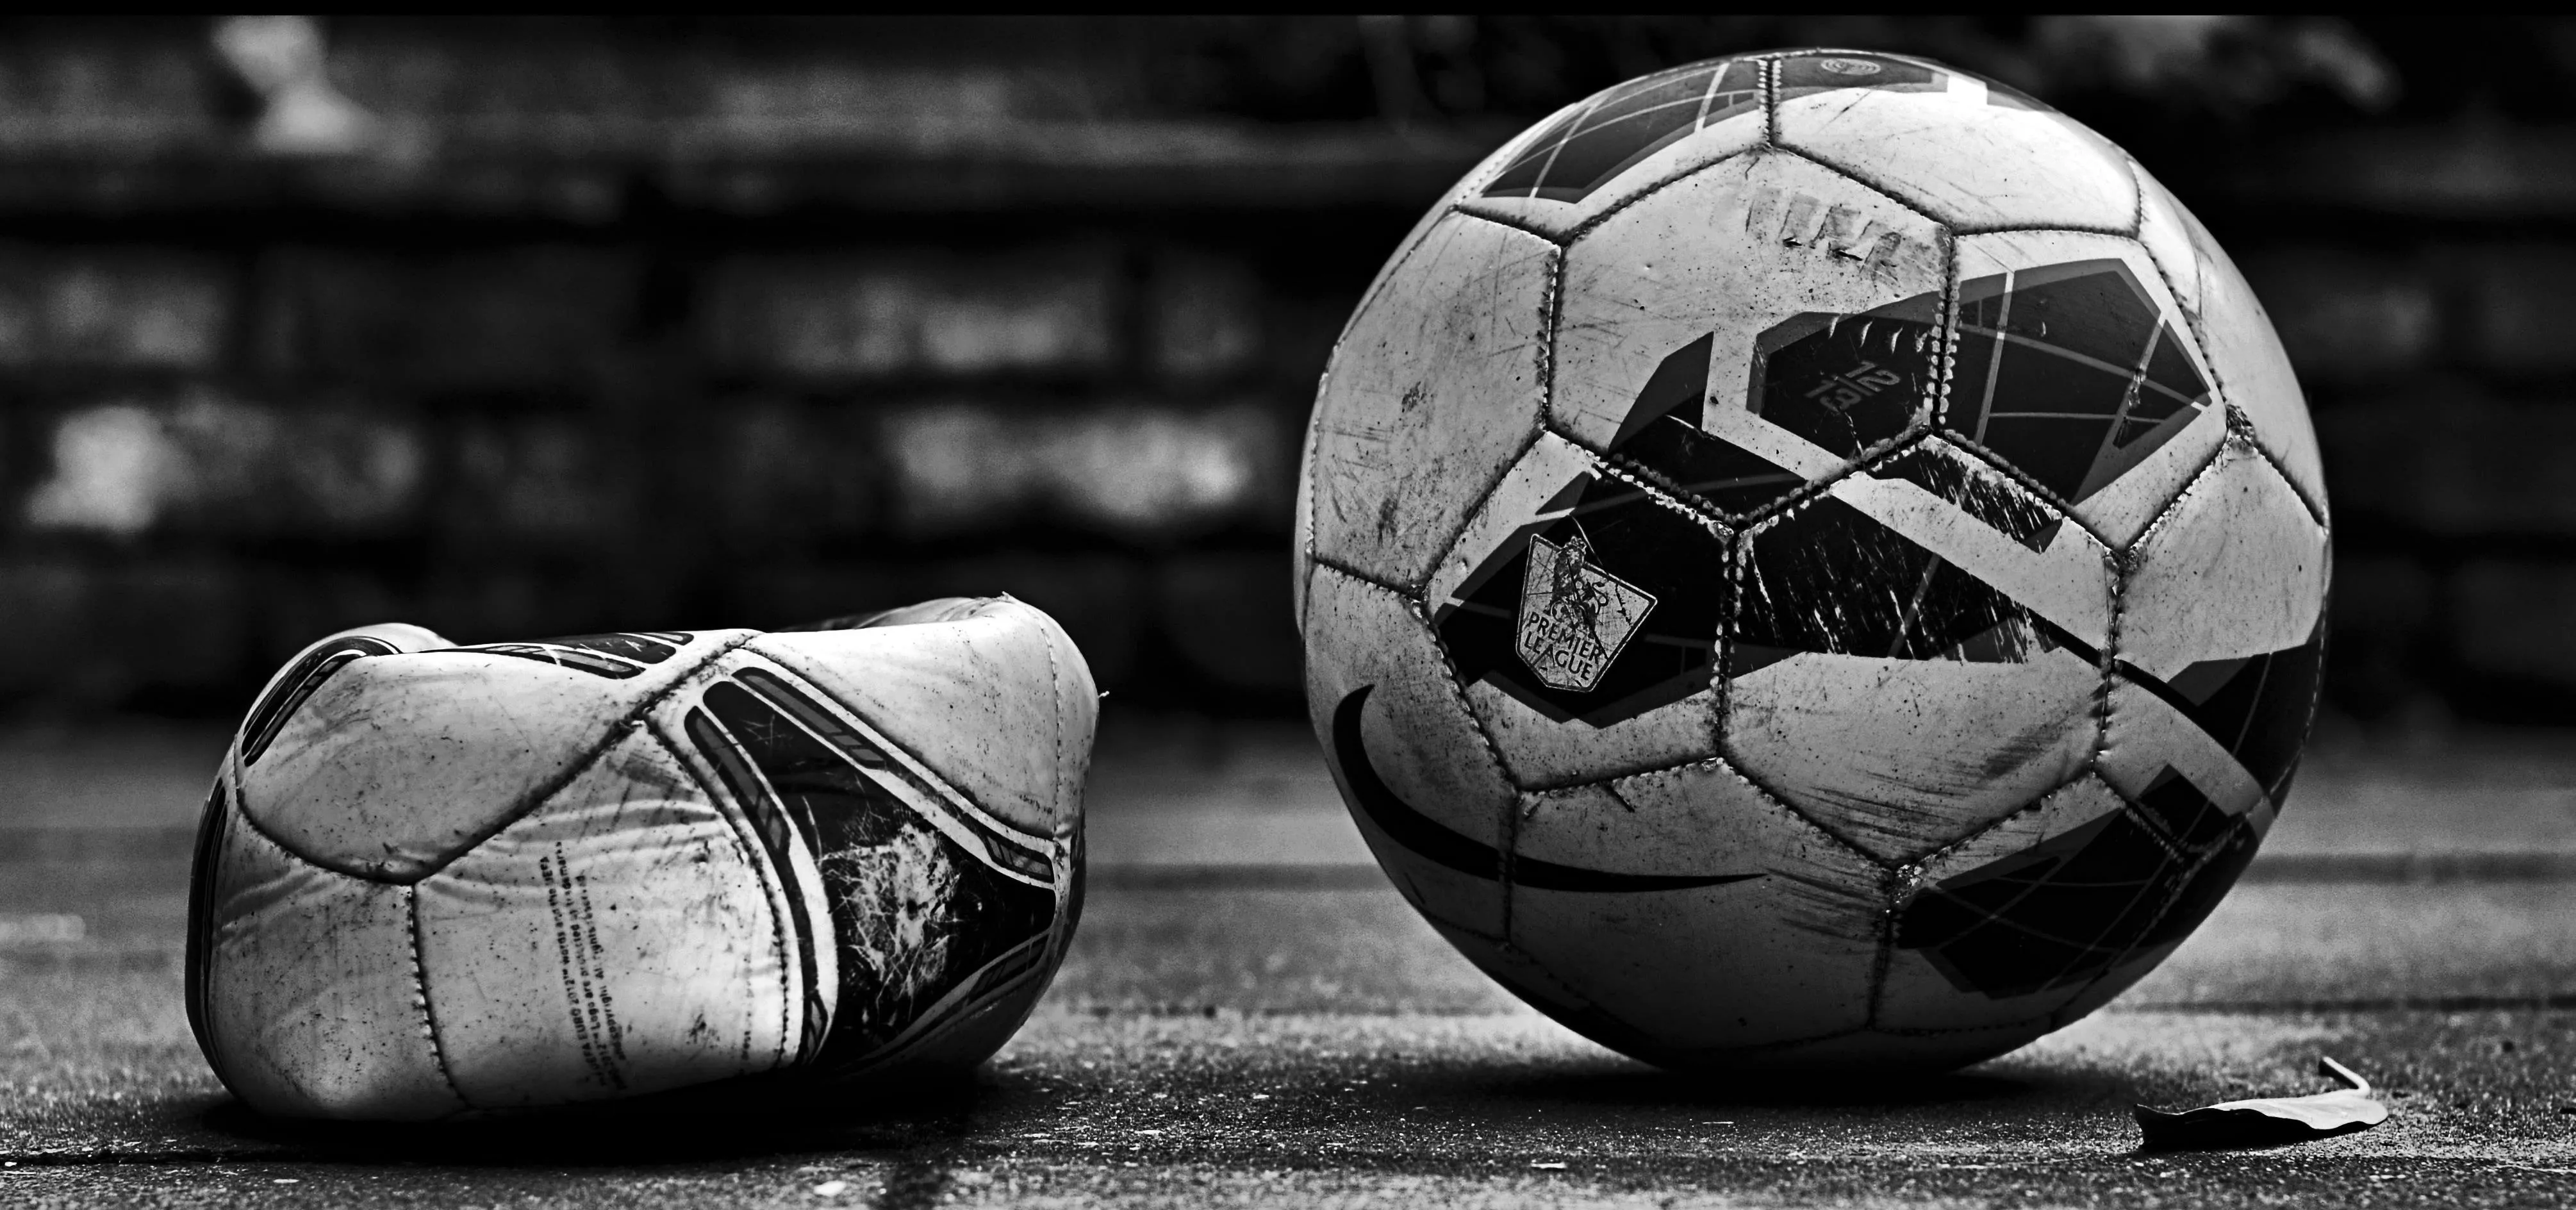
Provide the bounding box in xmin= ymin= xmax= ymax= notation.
xmin=1725 ymin=451 xmax=2111 ymax=864
xmin=1336 ymin=92 xmax=1592 ymax=337
xmin=1457 ymin=56 xmax=1767 ymax=242
xmin=1304 ymin=563 xmax=1515 ymax=938
xmin=1307 ymin=212 xmax=1557 ymax=590
xmin=2117 ymin=426 xmax=2328 ymax=806
xmin=1553 ymin=149 xmax=1948 ymax=511
xmin=2135 ymin=164 xmax=2329 ymax=520
xmin=1506 ymin=760 xmax=1882 ymax=1057
xmin=1946 ymin=231 xmax=2226 ymax=552
xmin=1428 ymin=433 xmax=1728 ymax=788
xmin=1878 ymin=777 xmax=2126 ymax=1032
xmin=1885 ymin=770 xmax=2258 ymax=1025
xmin=1772 ymin=50 xmax=2136 ymax=233
xmin=1820 ymin=436 xmax=2118 ymax=648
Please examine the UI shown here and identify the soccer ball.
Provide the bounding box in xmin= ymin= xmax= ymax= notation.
xmin=186 ymin=598 xmax=1094 ymax=1118
xmin=1296 ymin=49 xmax=2327 ymax=1071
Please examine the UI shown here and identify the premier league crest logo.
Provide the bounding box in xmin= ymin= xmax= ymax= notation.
xmin=1515 ymin=531 xmax=1658 ymax=693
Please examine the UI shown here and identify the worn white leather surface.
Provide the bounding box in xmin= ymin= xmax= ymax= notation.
xmin=413 ymin=724 xmax=796 ymax=1109
xmin=750 ymin=598 xmax=1096 ymax=841
xmin=238 ymin=631 xmax=751 ymax=881
xmin=194 ymin=597 xmax=1094 ymax=1120
xmin=202 ymin=811 xmax=463 ymax=1121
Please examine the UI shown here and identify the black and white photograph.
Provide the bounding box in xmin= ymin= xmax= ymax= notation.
xmin=0 ymin=15 xmax=2567 ymax=1207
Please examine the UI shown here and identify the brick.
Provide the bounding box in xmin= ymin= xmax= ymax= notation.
xmin=1157 ymin=551 xmax=1299 ymax=692
xmin=2323 ymin=556 xmax=2435 ymax=720
xmin=706 ymin=248 xmax=1119 ymax=379
xmin=1151 ymin=249 xmax=1264 ymax=381
xmin=709 ymin=401 xmax=877 ymax=550
xmin=0 ymin=559 xmax=91 ymax=697
xmin=259 ymin=247 xmax=638 ymax=387
xmin=0 ymin=247 xmax=232 ymax=370
xmin=92 ymin=559 xmax=249 ymax=697
xmin=881 ymin=401 xmax=1292 ymax=539
xmin=2451 ymin=244 xmax=2576 ymax=376
xmin=2449 ymin=560 xmax=2576 ymax=688
xmin=2320 ymin=394 xmax=2576 ymax=535
xmin=249 ymin=569 xmax=405 ymax=672
xmin=414 ymin=562 xmax=615 ymax=645
xmin=2238 ymin=248 xmax=2435 ymax=383
xmin=19 ymin=394 xmax=425 ymax=538
xmin=444 ymin=416 xmax=622 ymax=544
xmin=0 ymin=556 xmax=246 ymax=705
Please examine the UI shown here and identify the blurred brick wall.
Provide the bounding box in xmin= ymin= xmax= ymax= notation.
xmin=0 ymin=16 xmax=2568 ymax=724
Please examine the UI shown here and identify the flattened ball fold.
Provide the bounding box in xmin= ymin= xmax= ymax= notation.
xmin=1300 ymin=49 xmax=2329 ymax=1072
xmin=186 ymin=597 xmax=1095 ymax=1120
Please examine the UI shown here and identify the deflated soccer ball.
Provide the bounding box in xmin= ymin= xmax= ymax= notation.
xmin=1296 ymin=49 xmax=2327 ymax=1071
xmin=186 ymin=597 xmax=1094 ymax=1119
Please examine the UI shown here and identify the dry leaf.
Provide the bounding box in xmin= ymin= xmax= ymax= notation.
xmin=2134 ymin=1056 xmax=2390 ymax=1151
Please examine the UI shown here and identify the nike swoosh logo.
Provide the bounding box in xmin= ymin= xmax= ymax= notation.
xmin=1333 ymin=686 xmax=1762 ymax=893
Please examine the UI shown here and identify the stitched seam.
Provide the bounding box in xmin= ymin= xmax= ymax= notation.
xmin=1948 ymin=220 xmax=2136 ymax=238
xmin=650 ymin=716 xmax=795 ymax=1071
xmin=406 ymin=884 xmax=468 ymax=1111
xmin=1762 ymin=56 xmax=1779 ymax=146
xmin=243 ymin=632 xmax=762 ymax=886
xmin=1408 ymin=590 xmax=1524 ymax=944
xmin=2128 ymin=410 xmax=2242 ymax=558
xmin=1559 ymin=145 xmax=1765 ymax=245
xmin=1771 ymin=146 xmax=1949 ymax=229
xmin=1449 ymin=203 xmax=1564 ymax=247
xmin=1043 ymin=613 xmax=1068 ymax=838
xmin=1312 ymin=552 xmax=1416 ymax=598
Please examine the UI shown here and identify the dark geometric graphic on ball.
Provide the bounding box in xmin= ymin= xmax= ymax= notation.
xmin=1896 ymin=767 xmax=2258 ymax=999
xmin=453 ymin=631 xmax=693 ymax=680
xmin=1747 ymin=295 xmax=1943 ymax=460
xmin=1772 ymin=51 xmax=2053 ymax=110
xmin=1434 ymin=472 xmax=1728 ymax=726
xmin=240 ymin=634 xmax=399 ymax=766
xmin=1865 ymin=439 xmax=2065 ymax=552
xmin=1947 ymin=260 xmax=2212 ymax=504
xmin=2117 ymin=622 xmax=2325 ymax=806
xmin=1332 ymin=686 xmax=1760 ymax=893
xmin=1606 ymin=334 xmax=1804 ymax=518
xmin=1771 ymin=51 xmax=1944 ymax=99
xmin=689 ymin=671 xmax=1054 ymax=1072
xmin=1483 ymin=58 xmax=1762 ymax=204
xmin=1731 ymin=496 xmax=2076 ymax=675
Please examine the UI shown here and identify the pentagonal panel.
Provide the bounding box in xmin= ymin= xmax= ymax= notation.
xmin=1772 ymin=50 xmax=2136 ymax=233
xmin=1819 ymin=436 xmax=2118 ymax=647
xmin=1878 ymin=776 xmax=2127 ymax=1032
xmin=748 ymin=597 xmax=1094 ymax=841
xmin=1304 ymin=564 xmax=1515 ymax=938
xmin=1308 ymin=213 xmax=1556 ymax=588
xmin=1946 ymin=231 xmax=2226 ymax=551
xmin=1337 ymin=93 xmax=1587 ymax=338
xmin=2135 ymin=164 xmax=2328 ymax=518
xmin=1888 ymin=768 xmax=2258 ymax=1027
xmin=1553 ymin=149 xmax=1947 ymax=517
xmin=238 ymin=629 xmax=747 ymax=881
xmin=417 ymin=725 xmax=795 ymax=1109
xmin=1457 ymin=56 xmax=1767 ymax=241
xmin=1427 ymin=433 xmax=1726 ymax=788
xmin=2099 ymin=677 xmax=2273 ymax=829
xmin=200 ymin=809 xmax=465 ymax=1120
xmin=1507 ymin=759 xmax=1881 ymax=1057
xmin=2118 ymin=428 xmax=2328 ymax=806
xmin=1726 ymin=450 xmax=2110 ymax=864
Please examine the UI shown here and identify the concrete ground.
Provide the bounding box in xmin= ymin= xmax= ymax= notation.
xmin=1 ymin=715 xmax=2570 ymax=1207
